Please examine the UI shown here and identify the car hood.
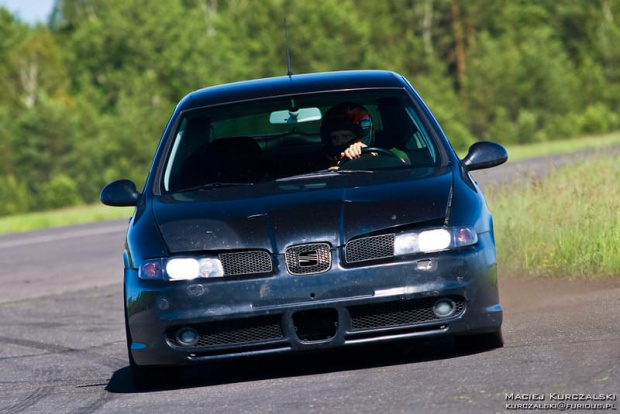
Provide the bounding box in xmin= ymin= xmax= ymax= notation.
xmin=152 ymin=167 xmax=453 ymax=254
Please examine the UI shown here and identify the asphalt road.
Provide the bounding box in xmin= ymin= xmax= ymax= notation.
xmin=0 ymin=151 xmax=618 ymax=414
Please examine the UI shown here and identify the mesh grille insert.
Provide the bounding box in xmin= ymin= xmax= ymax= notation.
xmin=219 ymin=251 xmax=272 ymax=276
xmin=345 ymin=234 xmax=395 ymax=263
xmin=348 ymin=297 xmax=466 ymax=331
xmin=285 ymin=243 xmax=331 ymax=275
xmin=166 ymin=315 xmax=283 ymax=348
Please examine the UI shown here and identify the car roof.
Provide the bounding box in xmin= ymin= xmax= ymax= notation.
xmin=179 ymin=70 xmax=408 ymax=110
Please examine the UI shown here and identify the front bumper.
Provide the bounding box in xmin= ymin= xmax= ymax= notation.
xmin=125 ymin=233 xmax=502 ymax=367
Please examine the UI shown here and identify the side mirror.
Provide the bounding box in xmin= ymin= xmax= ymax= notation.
xmin=462 ymin=141 xmax=508 ymax=171
xmin=100 ymin=179 xmax=140 ymax=207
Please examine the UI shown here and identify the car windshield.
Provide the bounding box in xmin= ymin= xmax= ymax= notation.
xmin=162 ymin=89 xmax=440 ymax=193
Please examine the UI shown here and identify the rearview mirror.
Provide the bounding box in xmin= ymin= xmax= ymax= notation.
xmin=462 ymin=141 xmax=508 ymax=171
xmin=100 ymin=179 xmax=140 ymax=207
xmin=269 ymin=107 xmax=322 ymax=124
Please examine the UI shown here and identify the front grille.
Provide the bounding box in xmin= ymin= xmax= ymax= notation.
xmin=166 ymin=315 xmax=283 ymax=348
xmin=219 ymin=250 xmax=272 ymax=276
xmin=348 ymin=297 xmax=465 ymax=331
xmin=285 ymin=243 xmax=331 ymax=275
xmin=345 ymin=234 xmax=395 ymax=263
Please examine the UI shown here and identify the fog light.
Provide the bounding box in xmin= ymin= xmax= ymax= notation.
xmin=157 ymin=298 xmax=170 ymax=310
xmin=433 ymin=299 xmax=456 ymax=318
xmin=176 ymin=327 xmax=199 ymax=346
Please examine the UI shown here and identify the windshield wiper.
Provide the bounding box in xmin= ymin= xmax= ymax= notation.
xmin=175 ymin=182 xmax=255 ymax=193
xmin=275 ymin=169 xmax=373 ymax=182
xmin=337 ymin=169 xmax=374 ymax=174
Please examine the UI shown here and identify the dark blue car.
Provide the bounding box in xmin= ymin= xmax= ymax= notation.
xmin=101 ymin=70 xmax=507 ymax=388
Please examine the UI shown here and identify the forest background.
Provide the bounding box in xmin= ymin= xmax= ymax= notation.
xmin=0 ymin=0 xmax=618 ymax=216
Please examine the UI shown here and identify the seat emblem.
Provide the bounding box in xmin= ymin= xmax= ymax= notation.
xmin=298 ymin=251 xmax=319 ymax=267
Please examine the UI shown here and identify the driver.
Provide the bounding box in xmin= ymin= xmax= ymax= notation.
xmin=320 ymin=102 xmax=374 ymax=166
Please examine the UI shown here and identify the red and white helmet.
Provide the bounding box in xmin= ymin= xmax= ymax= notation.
xmin=320 ymin=102 xmax=374 ymax=151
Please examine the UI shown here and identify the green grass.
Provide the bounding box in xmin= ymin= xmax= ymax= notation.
xmin=0 ymin=204 xmax=133 ymax=235
xmin=490 ymin=153 xmax=620 ymax=279
xmin=503 ymin=131 xmax=620 ymax=161
xmin=457 ymin=131 xmax=620 ymax=161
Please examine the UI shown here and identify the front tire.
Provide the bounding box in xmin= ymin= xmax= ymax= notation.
xmin=124 ymin=301 xmax=182 ymax=390
xmin=130 ymin=360 xmax=183 ymax=390
xmin=454 ymin=329 xmax=504 ymax=352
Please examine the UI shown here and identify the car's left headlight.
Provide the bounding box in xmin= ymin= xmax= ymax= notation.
xmin=394 ymin=226 xmax=478 ymax=255
xmin=138 ymin=257 xmax=224 ymax=281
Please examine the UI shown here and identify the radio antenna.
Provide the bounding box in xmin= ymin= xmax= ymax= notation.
xmin=284 ymin=18 xmax=293 ymax=77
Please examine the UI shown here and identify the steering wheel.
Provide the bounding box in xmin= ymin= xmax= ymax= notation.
xmin=339 ymin=147 xmax=409 ymax=165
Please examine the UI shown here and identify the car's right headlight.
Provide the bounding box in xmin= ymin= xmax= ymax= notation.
xmin=393 ymin=226 xmax=478 ymax=255
xmin=138 ymin=257 xmax=224 ymax=281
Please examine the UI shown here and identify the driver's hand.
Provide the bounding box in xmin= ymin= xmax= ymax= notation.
xmin=341 ymin=142 xmax=367 ymax=160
